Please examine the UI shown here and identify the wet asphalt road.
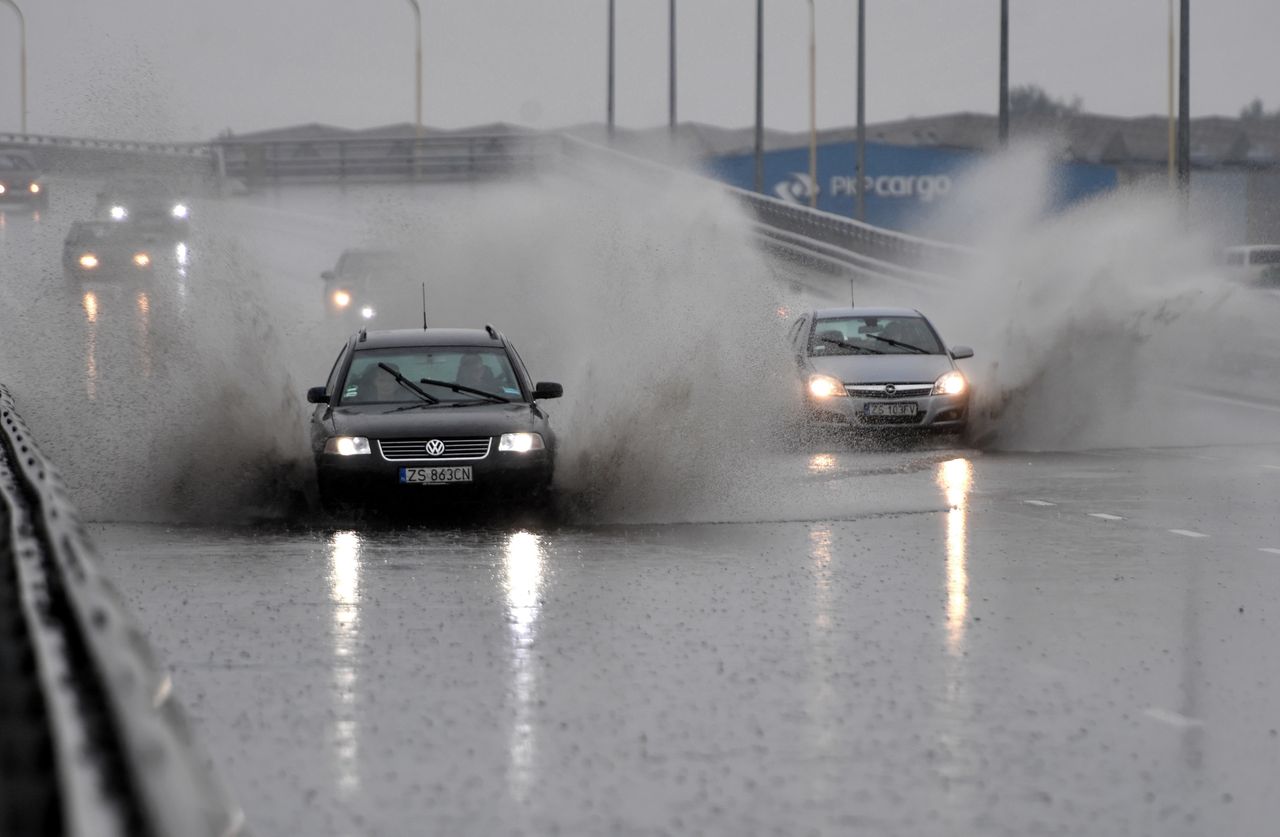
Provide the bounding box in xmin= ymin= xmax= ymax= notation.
xmin=5 ymin=177 xmax=1280 ymax=835
xmin=95 ymin=440 xmax=1280 ymax=837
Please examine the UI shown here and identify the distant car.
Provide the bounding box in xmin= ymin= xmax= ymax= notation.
xmin=1223 ymin=245 xmax=1280 ymax=286
xmin=95 ymin=178 xmax=191 ymax=233
xmin=321 ymin=249 xmax=415 ymax=324
xmin=0 ymin=151 xmax=48 ymax=207
xmin=789 ymin=306 xmax=973 ymax=432
xmin=307 ymin=325 xmax=563 ymax=512
xmin=63 ymin=221 xmax=190 ymax=278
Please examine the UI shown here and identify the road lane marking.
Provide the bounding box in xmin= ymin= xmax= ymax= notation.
xmin=1089 ymin=513 xmax=1125 ymax=521
xmin=1144 ymin=707 xmax=1203 ymax=728
xmin=1260 ymin=548 xmax=1280 ymax=556
xmin=1023 ymin=500 xmax=1056 ymax=507
xmin=1169 ymin=529 xmax=1209 ymax=538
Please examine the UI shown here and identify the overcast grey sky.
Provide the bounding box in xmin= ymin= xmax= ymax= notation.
xmin=3 ymin=1 xmax=1277 ymax=139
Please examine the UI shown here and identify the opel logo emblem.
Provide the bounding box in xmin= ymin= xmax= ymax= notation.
xmin=885 ymin=385 xmax=896 ymax=395
xmin=425 ymin=439 xmax=445 ymax=457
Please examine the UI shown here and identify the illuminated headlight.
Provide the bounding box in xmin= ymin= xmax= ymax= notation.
xmin=29 ymin=183 xmax=40 ymax=194
xmin=324 ymin=436 xmax=371 ymax=456
xmin=933 ymin=370 xmax=967 ymax=396
xmin=175 ymin=242 xmax=189 ymax=265
xmin=360 ymin=305 xmax=375 ymax=319
xmin=78 ymin=253 xmax=99 ymax=269
xmin=110 ymin=205 xmax=128 ymax=220
xmin=498 ymin=432 xmax=545 ymax=453
xmin=171 ymin=203 xmax=189 ymax=219
xmin=332 ymin=290 xmax=351 ymax=308
xmin=808 ymin=374 xmax=847 ymax=399
xmin=0 ymin=184 xmax=6 ymax=194
xmin=133 ymin=252 xmax=151 ymax=267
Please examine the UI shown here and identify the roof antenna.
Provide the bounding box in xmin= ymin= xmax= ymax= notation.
xmin=421 ymin=282 xmax=428 ymax=330
xmin=850 ymin=278 xmax=856 ymax=308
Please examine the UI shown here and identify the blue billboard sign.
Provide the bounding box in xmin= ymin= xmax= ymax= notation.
xmin=704 ymin=141 xmax=1118 ymax=234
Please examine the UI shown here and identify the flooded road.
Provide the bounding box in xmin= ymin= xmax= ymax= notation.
xmin=95 ymin=442 xmax=1280 ymax=836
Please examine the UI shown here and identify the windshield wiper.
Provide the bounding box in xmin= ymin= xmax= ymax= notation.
xmin=379 ymin=362 xmax=439 ymax=403
xmin=863 ymin=334 xmax=931 ymax=354
xmin=418 ymin=377 xmax=510 ymax=403
xmin=819 ymin=337 xmax=883 ymax=354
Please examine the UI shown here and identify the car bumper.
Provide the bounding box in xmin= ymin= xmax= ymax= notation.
xmin=806 ymin=392 xmax=969 ymax=429
xmin=317 ymin=446 xmax=554 ymax=502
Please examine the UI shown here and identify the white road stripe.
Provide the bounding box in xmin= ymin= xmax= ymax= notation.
xmin=1023 ymin=500 xmax=1056 ymax=507
xmin=1169 ymin=529 xmax=1209 ymax=538
xmin=1089 ymin=513 xmax=1125 ymax=521
xmin=1260 ymin=548 xmax=1280 ymax=556
xmin=1144 ymin=707 xmax=1203 ymax=728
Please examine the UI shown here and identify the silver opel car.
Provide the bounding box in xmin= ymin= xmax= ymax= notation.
xmin=789 ymin=306 xmax=974 ymax=431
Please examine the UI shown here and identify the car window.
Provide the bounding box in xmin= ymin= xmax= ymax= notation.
xmin=808 ymin=316 xmax=944 ymax=356
xmin=339 ymin=346 xmax=523 ymax=404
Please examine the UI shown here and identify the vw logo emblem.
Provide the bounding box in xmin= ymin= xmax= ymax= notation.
xmin=425 ymin=439 xmax=446 ymax=457
xmin=885 ymin=385 xmax=897 ymax=395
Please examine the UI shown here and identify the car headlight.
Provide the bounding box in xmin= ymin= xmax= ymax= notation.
xmin=172 ymin=203 xmax=189 ymax=219
xmin=78 ymin=253 xmax=99 ymax=269
xmin=332 ymin=290 xmax=352 ymax=308
xmin=29 ymin=183 xmax=39 ymax=194
xmin=110 ymin=205 xmax=127 ymax=220
xmin=133 ymin=252 xmax=151 ymax=267
xmin=360 ymin=305 xmax=375 ymax=319
xmin=808 ymin=374 xmax=847 ymax=398
xmin=499 ymin=432 xmax=545 ymax=453
xmin=933 ymin=370 xmax=967 ymax=396
xmin=324 ymin=436 xmax=371 ymax=456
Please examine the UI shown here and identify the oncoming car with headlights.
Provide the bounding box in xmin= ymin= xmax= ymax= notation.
xmin=307 ymin=326 xmax=563 ymax=512
xmin=95 ymin=178 xmax=191 ymax=234
xmin=62 ymin=221 xmax=189 ymax=278
xmin=0 ymin=151 xmax=48 ymax=208
xmin=322 ymin=249 xmax=414 ymax=325
xmin=789 ymin=307 xmax=973 ymax=432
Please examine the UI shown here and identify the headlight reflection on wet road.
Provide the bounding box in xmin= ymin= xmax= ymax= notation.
xmin=504 ymin=530 xmax=545 ymax=801
xmin=936 ymin=458 xmax=973 ymax=656
xmin=327 ymin=530 xmax=363 ymax=796
xmin=82 ymin=291 xmax=98 ymax=401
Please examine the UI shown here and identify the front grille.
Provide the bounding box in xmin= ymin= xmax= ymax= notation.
xmin=846 ymin=383 xmax=934 ymax=399
xmin=378 ymin=437 xmax=492 ymax=461
xmin=857 ymin=413 xmax=926 ymax=426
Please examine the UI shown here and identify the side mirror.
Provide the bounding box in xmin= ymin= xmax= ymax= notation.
xmin=950 ymin=346 xmax=974 ymax=360
xmin=532 ymin=382 xmax=563 ymax=400
xmin=321 ymin=270 xmax=335 ymax=281
xmin=306 ymin=386 xmax=329 ymax=404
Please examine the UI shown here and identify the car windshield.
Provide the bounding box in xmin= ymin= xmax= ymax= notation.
xmin=0 ymin=153 xmax=35 ymax=171
xmin=339 ymin=346 xmax=522 ymax=404
xmin=808 ymin=315 xmax=944 ymax=356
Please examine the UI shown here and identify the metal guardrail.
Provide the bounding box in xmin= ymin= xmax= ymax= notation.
xmin=213 ymin=133 xmax=560 ymax=185
xmin=0 ymin=132 xmax=209 ymax=157
xmin=0 ymin=385 xmax=244 ymax=837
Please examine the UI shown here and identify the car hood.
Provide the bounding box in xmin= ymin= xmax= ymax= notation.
xmin=329 ymin=402 xmax=549 ymax=440
xmin=809 ymin=353 xmax=954 ymax=384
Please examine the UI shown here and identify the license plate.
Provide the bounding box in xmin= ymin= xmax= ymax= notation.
xmin=400 ymin=466 xmax=473 ymax=484
xmin=865 ymin=402 xmax=918 ymax=417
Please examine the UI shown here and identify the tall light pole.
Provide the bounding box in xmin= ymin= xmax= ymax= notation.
xmin=1167 ymin=0 xmax=1176 ymax=188
xmin=998 ymin=0 xmax=1008 ymax=145
xmin=668 ymin=0 xmax=677 ymax=133
xmin=807 ymin=0 xmax=817 ymax=208
xmin=1176 ymin=0 xmax=1190 ymax=199
xmin=406 ymin=0 xmax=422 ymax=135
xmin=1 ymin=0 xmax=27 ymax=134
xmin=753 ymin=0 xmax=764 ymax=193
xmin=855 ymin=0 xmax=865 ymax=221
xmin=607 ymin=0 xmax=616 ymax=137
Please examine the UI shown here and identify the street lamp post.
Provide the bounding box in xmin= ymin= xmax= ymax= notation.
xmin=807 ymin=0 xmax=817 ymax=208
xmin=406 ymin=0 xmax=422 ymax=135
xmin=754 ymin=0 xmax=764 ymax=193
xmin=0 ymin=0 xmax=27 ymax=134
xmin=607 ymin=0 xmax=616 ymax=137
xmin=669 ymin=0 xmax=676 ymax=133
xmin=1167 ymin=0 xmax=1176 ymax=188
xmin=855 ymin=0 xmax=865 ymax=221
xmin=998 ymin=0 xmax=1008 ymax=145
xmin=1176 ymin=0 xmax=1190 ymax=198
